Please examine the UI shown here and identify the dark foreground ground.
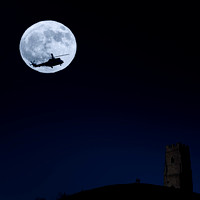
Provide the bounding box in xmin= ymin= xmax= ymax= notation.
xmin=58 ymin=183 xmax=200 ymax=200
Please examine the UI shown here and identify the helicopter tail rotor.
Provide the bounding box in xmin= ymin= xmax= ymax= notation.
xmin=30 ymin=60 xmax=35 ymax=65
xmin=30 ymin=60 xmax=38 ymax=67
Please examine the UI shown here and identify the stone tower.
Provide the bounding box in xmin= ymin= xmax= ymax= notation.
xmin=164 ymin=143 xmax=193 ymax=192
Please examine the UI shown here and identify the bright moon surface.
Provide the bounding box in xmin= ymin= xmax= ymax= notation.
xmin=19 ymin=20 xmax=77 ymax=73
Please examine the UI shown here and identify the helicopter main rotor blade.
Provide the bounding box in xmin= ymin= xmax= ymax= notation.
xmin=55 ymin=54 xmax=69 ymax=58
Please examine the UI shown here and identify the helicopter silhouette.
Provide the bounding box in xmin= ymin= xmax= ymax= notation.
xmin=30 ymin=53 xmax=69 ymax=68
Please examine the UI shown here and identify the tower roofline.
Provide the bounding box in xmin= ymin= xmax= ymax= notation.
xmin=166 ymin=143 xmax=189 ymax=151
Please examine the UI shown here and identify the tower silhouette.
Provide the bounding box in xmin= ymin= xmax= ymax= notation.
xmin=164 ymin=143 xmax=193 ymax=192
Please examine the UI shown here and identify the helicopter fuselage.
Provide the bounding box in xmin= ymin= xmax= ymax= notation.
xmin=31 ymin=57 xmax=64 ymax=68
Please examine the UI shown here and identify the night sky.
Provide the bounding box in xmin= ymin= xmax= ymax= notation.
xmin=0 ymin=2 xmax=200 ymax=200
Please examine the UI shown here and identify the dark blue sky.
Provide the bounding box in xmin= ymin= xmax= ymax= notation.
xmin=0 ymin=2 xmax=200 ymax=200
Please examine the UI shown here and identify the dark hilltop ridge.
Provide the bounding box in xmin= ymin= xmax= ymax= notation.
xmin=58 ymin=183 xmax=200 ymax=200
xmin=56 ymin=143 xmax=200 ymax=200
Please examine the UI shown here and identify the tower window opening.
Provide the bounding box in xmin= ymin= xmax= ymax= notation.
xmin=171 ymin=157 xmax=174 ymax=163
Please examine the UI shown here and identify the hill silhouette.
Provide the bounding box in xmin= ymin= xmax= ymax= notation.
xmin=58 ymin=183 xmax=200 ymax=200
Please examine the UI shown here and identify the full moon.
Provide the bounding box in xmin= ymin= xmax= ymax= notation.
xmin=19 ymin=20 xmax=77 ymax=73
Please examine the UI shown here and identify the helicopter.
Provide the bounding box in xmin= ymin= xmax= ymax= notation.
xmin=30 ymin=53 xmax=69 ymax=68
